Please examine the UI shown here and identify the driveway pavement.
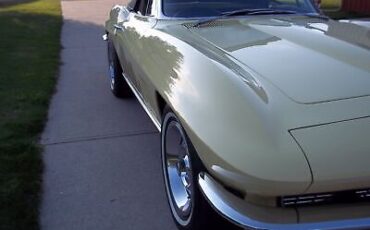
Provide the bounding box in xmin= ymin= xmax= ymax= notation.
xmin=40 ymin=0 xmax=176 ymax=229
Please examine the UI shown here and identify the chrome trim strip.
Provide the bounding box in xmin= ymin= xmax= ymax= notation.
xmin=113 ymin=24 xmax=125 ymax=31
xmin=198 ymin=172 xmax=370 ymax=230
xmin=122 ymin=73 xmax=161 ymax=131
xmin=152 ymin=0 xmax=321 ymax=20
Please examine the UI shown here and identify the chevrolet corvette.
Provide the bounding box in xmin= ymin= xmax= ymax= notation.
xmin=104 ymin=0 xmax=370 ymax=229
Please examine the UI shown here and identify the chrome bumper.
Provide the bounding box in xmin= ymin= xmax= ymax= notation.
xmin=102 ymin=33 xmax=108 ymax=41
xmin=198 ymin=172 xmax=370 ymax=230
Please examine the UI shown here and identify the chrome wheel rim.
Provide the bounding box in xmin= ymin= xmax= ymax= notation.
xmin=109 ymin=62 xmax=115 ymax=90
xmin=164 ymin=120 xmax=194 ymax=219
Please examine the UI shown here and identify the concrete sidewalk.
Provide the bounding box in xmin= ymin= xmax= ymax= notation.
xmin=40 ymin=1 xmax=176 ymax=229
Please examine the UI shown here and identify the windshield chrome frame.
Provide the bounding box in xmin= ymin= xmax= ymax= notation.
xmin=152 ymin=0 xmax=219 ymax=20
xmin=151 ymin=0 xmax=320 ymax=20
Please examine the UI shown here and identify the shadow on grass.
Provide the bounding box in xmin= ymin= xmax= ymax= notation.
xmin=0 ymin=6 xmax=61 ymax=230
xmin=0 ymin=0 xmax=38 ymax=8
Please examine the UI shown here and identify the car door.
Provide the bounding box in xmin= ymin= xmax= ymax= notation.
xmin=109 ymin=3 xmax=139 ymax=90
xmin=113 ymin=0 xmax=156 ymax=99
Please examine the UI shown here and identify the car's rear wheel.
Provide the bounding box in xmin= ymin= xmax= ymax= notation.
xmin=107 ymin=36 xmax=131 ymax=98
xmin=161 ymin=107 xmax=220 ymax=229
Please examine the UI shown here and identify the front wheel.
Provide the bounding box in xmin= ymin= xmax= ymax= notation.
xmin=161 ymin=107 xmax=221 ymax=229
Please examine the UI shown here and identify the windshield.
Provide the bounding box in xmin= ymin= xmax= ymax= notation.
xmin=162 ymin=0 xmax=318 ymax=17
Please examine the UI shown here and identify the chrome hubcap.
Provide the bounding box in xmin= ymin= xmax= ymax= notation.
xmin=165 ymin=121 xmax=194 ymax=218
xmin=109 ymin=62 xmax=115 ymax=90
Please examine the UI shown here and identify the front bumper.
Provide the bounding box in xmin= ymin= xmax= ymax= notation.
xmin=198 ymin=172 xmax=370 ymax=230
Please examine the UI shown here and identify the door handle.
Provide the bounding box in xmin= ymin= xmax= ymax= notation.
xmin=113 ymin=24 xmax=125 ymax=35
xmin=114 ymin=24 xmax=125 ymax=31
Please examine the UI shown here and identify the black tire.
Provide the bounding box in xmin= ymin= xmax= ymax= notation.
xmin=161 ymin=106 xmax=222 ymax=230
xmin=107 ymin=36 xmax=131 ymax=98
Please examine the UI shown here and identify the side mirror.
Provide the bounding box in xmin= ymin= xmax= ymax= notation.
xmin=112 ymin=5 xmax=130 ymax=23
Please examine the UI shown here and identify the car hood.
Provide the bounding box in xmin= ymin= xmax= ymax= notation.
xmin=186 ymin=16 xmax=370 ymax=104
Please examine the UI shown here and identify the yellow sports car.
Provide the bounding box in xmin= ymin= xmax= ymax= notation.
xmin=104 ymin=0 xmax=370 ymax=229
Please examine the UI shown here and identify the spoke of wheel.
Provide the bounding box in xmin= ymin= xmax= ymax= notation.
xmin=167 ymin=156 xmax=179 ymax=167
xmin=180 ymin=136 xmax=186 ymax=148
xmin=185 ymin=183 xmax=192 ymax=198
xmin=181 ymin=200 xmax=191 ymax=213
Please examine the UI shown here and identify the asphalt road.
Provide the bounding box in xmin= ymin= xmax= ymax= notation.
xmin=40 ymin=0 xmax=176 ymax=229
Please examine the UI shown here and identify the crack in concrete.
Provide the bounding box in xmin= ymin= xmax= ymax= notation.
xmin=42 ymin=130 xmax=158 ymax=146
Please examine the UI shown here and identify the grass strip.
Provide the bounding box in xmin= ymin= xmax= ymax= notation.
xmin=0 ymin=0 xmax=61 ymax=229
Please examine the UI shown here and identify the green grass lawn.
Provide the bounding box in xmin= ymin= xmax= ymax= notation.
xmin=0 ymin=0 xmax=61 ymax=229
xmin=321 ymin=0 xmax=342 ymax=9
